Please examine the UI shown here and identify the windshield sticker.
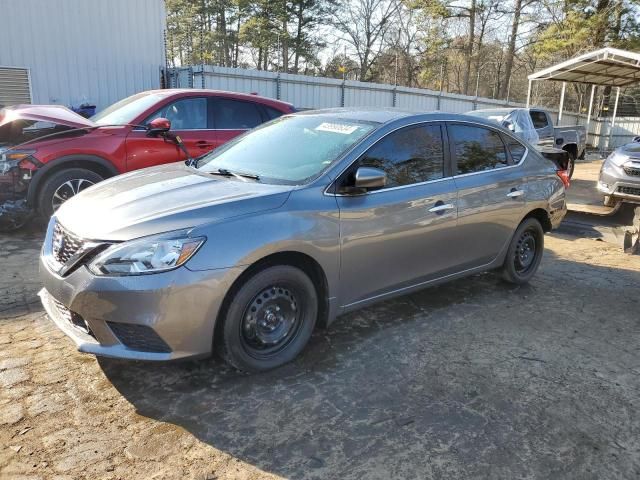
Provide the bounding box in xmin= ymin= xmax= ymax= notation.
xmin=315 ymin=122 xmax=359 ymax=135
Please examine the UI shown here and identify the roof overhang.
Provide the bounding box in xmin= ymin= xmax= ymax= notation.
xmin=528 ymin=47 xmax=640 ymax=87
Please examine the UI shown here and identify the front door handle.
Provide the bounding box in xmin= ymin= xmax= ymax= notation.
xmin=428 ymin=202 xmax=456 ymax=214
xmin=507 ymin=189 xmax=525 ymax=198
xmin=196 ymin=140 xmax=214 ymax=148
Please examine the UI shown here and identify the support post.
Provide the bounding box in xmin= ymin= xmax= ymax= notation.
xmin=586 ymin=84 xmax=595 ymax=147
xmin=525 ymin=80 xmax=532 ymax=108
xmin=558 ymin=81 xmax=566 ymax=122
xmin=608 ymin=86 xmax=621 ymax=150
xmin=275 ymin=73 xmax=281 ymax=100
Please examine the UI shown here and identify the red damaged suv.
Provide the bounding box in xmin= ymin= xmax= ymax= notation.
xmin=0 ymin=89 xmax=294 ymax=229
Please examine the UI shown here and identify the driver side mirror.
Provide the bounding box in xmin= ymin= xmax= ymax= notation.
xmin=146 ymin=117 xmax=171 ymax=137
xmin=354 ymin=167 xmax=387 ymax=190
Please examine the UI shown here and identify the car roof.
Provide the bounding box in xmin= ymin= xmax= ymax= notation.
xmin=292 ymin=107 xmax=511 ymax=128
xmin=142 ymin=88 xmax=294 ymax=110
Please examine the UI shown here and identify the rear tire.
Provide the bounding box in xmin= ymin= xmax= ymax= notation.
xmin=218 ymin=265 xmax=318 ymax=373
xmin=566 ymin=151 xmax=576 ymax=179
xmin=501 ymin=218 xmax=545 ymax=285
xmin=38 ymin=168 xmax=103 ymax=218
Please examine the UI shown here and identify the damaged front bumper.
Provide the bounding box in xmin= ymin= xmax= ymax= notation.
xmin=0 ymin=154 xmax=37 ymax=230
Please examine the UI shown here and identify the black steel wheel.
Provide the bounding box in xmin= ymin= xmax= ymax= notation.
xmin=241 ymin=285 xmax=302 ymax=357
xmin=219 ymin=265 xmax=318 ymax=372
xmin=502 ymin=218 xmax=544 ymax=284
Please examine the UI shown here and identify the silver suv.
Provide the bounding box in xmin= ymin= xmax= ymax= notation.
xmin=39 ymin=109 xmax=567 ymax=372
xmin=599 ymin=143 xmax=640 ymax=207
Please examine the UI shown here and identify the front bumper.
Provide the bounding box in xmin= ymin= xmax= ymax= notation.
xmin=598 ymin=162 xmax=640 ymax=204
xmin=39 ymin=256 xmax=243 ymax=360
xmin=0 ymin=169 xmax=34 ymax=230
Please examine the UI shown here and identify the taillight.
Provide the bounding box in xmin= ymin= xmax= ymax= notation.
xmin=556 ymin=169 xmax=570 ymax=189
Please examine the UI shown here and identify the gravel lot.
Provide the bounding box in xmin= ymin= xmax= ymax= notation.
xmin=0 ymin=225 xmax=639 ymax=480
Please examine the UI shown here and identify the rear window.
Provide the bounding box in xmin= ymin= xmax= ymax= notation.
xmin=530 ymin=111 xmax=549 ymax=129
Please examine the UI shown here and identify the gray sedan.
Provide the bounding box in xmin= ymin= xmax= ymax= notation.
xmin=39 ymin=109 xmax=567 ymax=372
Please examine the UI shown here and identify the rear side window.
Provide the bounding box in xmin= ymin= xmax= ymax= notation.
xmin=506 ymin=138 xmax=526 ymax=163
xmin=359 ymin=124 xmax=444 ymax=188
xmin=213 ymin=98 xmax=263 ymax=129
xmin=530 ymin=111 xmax=549 ymax=129
xmin=449 ymin=124 xmax=509 ymax=174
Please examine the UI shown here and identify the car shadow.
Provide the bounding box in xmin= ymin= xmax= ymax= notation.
xmin=98 ymin=248 xmax=640 ymax=479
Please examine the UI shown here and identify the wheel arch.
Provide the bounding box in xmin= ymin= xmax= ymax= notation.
xmin=562 ymin=143 xmax=577 ymax=158
xmin=523 ymin=208 xmax=552 ymax=233
xmin=27 ymin=155 xmax=120 ymax=206
xmin=214 ymin=251 xmax=331 ymax=348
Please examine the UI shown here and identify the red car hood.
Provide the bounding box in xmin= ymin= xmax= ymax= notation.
xmin=0 ymin=104 xmax=96 ymax=129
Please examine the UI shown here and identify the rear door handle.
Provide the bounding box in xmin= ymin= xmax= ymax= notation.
xmin=507 ymin=189 xmax=525 ymax=198
xmin=196 ymin=140 xmax=214 ymax=148
xmin=428 ymin=203 xmax=456 ymax=214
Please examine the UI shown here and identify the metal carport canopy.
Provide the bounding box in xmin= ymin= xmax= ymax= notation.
xmin=526 ymin=47 xmax=640 ymax=145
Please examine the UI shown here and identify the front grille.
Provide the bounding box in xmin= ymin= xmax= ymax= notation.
xmin=618 ymin=186 xmax=640 ymax=196
xmin=52 ymin=222 xmax=85 ymax=265
xmin=106 ymin=322 xmax=171 ymax=353
xmin=623 ymin=166 xmax=640 ymax=177
xmin=52 ymin=298 xmax=94 ymax=337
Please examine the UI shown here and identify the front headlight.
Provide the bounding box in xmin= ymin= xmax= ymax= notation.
xmin=88 ymin=231 xmax=205 ymax=276
xmin=0 ymin=149 xmax=37 ymax=174
xmin=606 ymin=151 xmax=629 ymax=167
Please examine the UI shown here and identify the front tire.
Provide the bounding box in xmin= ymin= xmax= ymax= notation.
xmin=501 ymin=218 xmax=545 ymax=285
xmin=603 ymin=195 xmax=620 ymax=208
xmin=218 ymin=265 xmax=318 ymax=372
xmin=38 ymin=168 xmax=103 ymax=218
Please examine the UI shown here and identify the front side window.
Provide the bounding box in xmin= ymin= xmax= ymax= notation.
xmin=145 ymin=97 xmax=208 ymax=130
xmin=197 ymin=115 xmax=376 ymax=184
xmin=449 ymin=124 xmax=509 ymax=175
xmin=358 ymin=124 xmax=444 ymax=188
xmin=530 ymin=111 xmax=549 ymax=129
xmin=213 ymin=98 xmax=263 ymax=129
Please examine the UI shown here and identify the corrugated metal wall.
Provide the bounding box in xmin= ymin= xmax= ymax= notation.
xmin=0 ymin=0 xmax=166 ymax=111
xmin=194 ymin=65 xmax=637 ymax=146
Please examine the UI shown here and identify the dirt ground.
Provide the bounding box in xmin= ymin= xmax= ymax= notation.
xmin=1 ymin=225 xmax=639 ymax=480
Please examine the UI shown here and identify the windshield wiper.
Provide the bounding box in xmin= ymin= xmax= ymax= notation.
xmin=210 ymin=168 xmax=260 ymax=182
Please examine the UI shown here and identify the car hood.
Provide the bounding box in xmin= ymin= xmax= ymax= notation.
xmin=619 ymin=143 xmax=640 ymax=159
xmin=55 ymin=163 xmax=293 ymax=241
xmin=0 ymin=104 xmax=96 ymax=129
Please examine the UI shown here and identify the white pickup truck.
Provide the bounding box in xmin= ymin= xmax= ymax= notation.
xmin=468 ymin=107 xmax=587 ymax=178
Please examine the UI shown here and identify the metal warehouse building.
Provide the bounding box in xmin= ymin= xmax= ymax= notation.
xmin=0 ymin=0 xmax=166 ymax=110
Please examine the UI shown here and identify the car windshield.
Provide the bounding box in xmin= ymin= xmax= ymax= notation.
xmin=91 ymin=92 xmax=165 ymax=126
xmin=197 ymin=115 xmax=377 ymax=184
